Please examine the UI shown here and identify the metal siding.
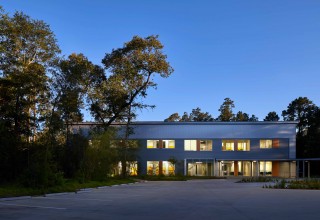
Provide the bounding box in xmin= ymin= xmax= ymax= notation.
xmin=71 ymin=122 xmax=297 ymax=175
xmin=129 ymin=124 xmax=296 ymax=139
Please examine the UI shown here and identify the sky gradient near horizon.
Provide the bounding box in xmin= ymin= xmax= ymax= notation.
xmin=2 ymin=0 xmax=320 ymax=121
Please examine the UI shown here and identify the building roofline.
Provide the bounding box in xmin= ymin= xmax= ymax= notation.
xmin=73 ymin=121 xmax=299 ymax=126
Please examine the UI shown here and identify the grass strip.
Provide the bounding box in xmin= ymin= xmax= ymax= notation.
xmin=0 ymin=178 xmax=135 ymax=198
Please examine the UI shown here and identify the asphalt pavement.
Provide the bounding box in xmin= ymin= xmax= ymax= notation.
xmin=0 ymin=179 xmax=319 ymax=220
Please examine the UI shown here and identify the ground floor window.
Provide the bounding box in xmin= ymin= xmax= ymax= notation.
xmin=188 ymin=162 xmax=213 ymax=176
xmin=147 ymin=161 xmax=159 ymax=175
xmin=259 ymin=161 xmax=272 ymax=176
xmin=220 ymin=161 xmax=253 ymax=176
xmin=162 ymin=161 xmax=175 ymax=175
xmin=147 ymin=161 xmax=175 ymax=175
xmin=114 ymin=161 xmax=138 ymax=176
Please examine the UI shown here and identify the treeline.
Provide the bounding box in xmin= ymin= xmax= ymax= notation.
xmin=164 ymin=97 xmax=320 ymax=159
xmin=0 ymin=7 xmax=173 ymax=186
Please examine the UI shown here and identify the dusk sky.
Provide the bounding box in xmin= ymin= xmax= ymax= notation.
xmin=3 ymin=0 xmax=320 ymax=121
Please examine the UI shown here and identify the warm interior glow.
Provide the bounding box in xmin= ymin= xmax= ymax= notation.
xmin=184 ymin=140 xmax=197 ymax=151
xmin=222 ymin=140 xmax=234 ymax=151
xmin=260 ymin=140 xmax=272 ymax=149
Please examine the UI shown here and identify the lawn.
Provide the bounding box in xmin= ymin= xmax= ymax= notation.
xmin=0 ymin=178 xmax=136 ymax=198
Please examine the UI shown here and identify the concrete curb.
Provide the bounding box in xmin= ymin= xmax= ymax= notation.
xmin=0 ymin=196 xmax=31 ymax=201
xmin=44 ymin=192 xmax=74 ymax=197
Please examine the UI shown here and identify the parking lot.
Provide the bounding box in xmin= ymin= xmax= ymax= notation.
xmin=1 ymin=179 xmax=320 ymax=220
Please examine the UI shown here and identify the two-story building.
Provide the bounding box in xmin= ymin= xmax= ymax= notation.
xmin=73 ymin=121 xmax=298 ymax=178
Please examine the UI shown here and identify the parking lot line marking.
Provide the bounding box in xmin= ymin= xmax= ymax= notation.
xmin=0 ymin=202 xmax=66 ymax=210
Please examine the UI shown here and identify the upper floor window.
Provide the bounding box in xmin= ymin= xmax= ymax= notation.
xmin=237 ymin=140 xmax=250 ymax=151
xmin=222 ymin=140 xmax=234 ymax=151
xmin=184 ymin=140 xmax=197 ymax=151
xmin=184 ymin=140 xmax=212 ymax=151
xmin=222 ymin=140 xmax=250 ymax=151
xmin=200 ymin=140 xmax=212 ymax=151
xmin=260 ymin=140 xmax=272 ymax=149
xmin=260 ymin=139 xmax=279 ymax=149
xmin=147 ymin=140 xmax=160 ymax=149
xmin=147 ymin=140 xmax=175 ymax=149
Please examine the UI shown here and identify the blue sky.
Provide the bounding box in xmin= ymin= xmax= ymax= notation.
xmin=3 ymin=0 xmax=320 ymax=121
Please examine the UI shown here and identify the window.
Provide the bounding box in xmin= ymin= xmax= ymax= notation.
xmin=163 ymin=140 xmax=175 ymax=149
xmin=185 ymin=140 xmax=212 ymax=151
xmin=259 ymin=161 xmax=272 ymax=176
xmin=116 ymin=161 xmax=138 ymax=176
xmin=147 ymin=161 xmax=159 ymax=175
xmin=260 ymin=140 xmax=272 ymax=149
xmin=222 ymin=140 xmax=234 ymax=151
xmin=237 ymin=140 xmax=250 ymax=151
xmin=162 ymin=161 xmax=175 ymax=175
xmin=200 ymin=140 xmax=212 ymax=151
xmin=147 ymin=140 xmax=175 ymax=149
xmin=184 ymin=140 xmax=197 ymax=151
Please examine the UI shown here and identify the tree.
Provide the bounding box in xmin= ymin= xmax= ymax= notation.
xmin=264 ymin=111 xmax=280 ymax=121
xmin=306 ymin=107 xmax=320 ymax=158
xmin=164 ymin=113 xmax=181 ymax=122
xmin=181 ymin=112 xmax=191 ymax=122
xmin=87 ymin=35 xmax=173 ymax=176
xmin=164 ymin=108 xmax=214 ymax=122
xmin=217 ymin=98 xmax=235 ymax=121
xmin=249 ymin=114 xmax=259 ymax=122
xmin=49 ymin=53 xmax=103 ymax=178
xmin=234 ymin=111 xmax=249 ymax=121
xmin=88 ymin=35 xmax=173 ymax=128
xmin=282 ymin=97 xmax=316 ymax=136
xmin=0 ymin=8 xmax=60 ymax=185
xmin=189 ymin=107 xmax=214 ymax=121
xmin=282 ymin=97 xmax=318 ymax=158
xmin=0 ymin=9 xmax=60 ymax=138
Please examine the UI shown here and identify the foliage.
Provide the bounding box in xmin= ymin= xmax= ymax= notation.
xmin=264 ymin=111 xmax=280 ymax=121
xmin=164 ymin=113 xmax=181 ymax=122
xmin=263 ymin=179 xmax=320 ymax=190
xmin=78 ymin=130 xmax=118 ymax=181
xmin=217 ymin=98 xmax=235 ymax=121
xmin=234 ymin=111 xmax=249 ymax=121
xmin=0 ymin=9 xmax=60 ymax=138
xmin=282 ymin=97 xmax=320 ymax=158
xmin=88 ymin=35 xmax=173 ymax=128
xmin=240 ymin=176 xmax=274 ymax=182
xmin=164 ymin=107 xmax=213 ymax=122
xmin=282 ymin=97 xmax=317 ymax=136
xmin=0 ymin=178 xmax=136 ymax=198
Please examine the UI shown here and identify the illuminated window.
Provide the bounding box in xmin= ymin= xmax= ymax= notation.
xmin=163 ymin=140 xmax=175 ymax=149
xmin=259 ymin=161 xmax=272 ymax=175
xmin=162 ymin=161 xmax=175 ymax=175
xmin=147 ymin=140 xmax=175 ymax=149
xmin=260 ymin=140 xmax=272 ymax=149
xmin=184 ymin=140 xmax=197 ymax=151
xmin=222 ymin=140 xmax=234 ymax=151
xmin=147 ymin=161 xmax=159 ymax=175
xmin=200 ymin=140 xmax=212 ymax=151
xmin=116 ymin=161 xmax=138 ymax=176
xmin=185 ymin=140 xmax=212 ymax=151
xmin=237 ymin=140 xmax=250 ymax=151
xmin=147 ymin=140 xmax=160 ymax=148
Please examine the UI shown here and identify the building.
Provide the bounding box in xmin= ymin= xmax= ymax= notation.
xmin=72 ymin=121 xmax=299 ymax=178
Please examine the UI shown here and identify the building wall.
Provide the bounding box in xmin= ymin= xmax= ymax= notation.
xmin=71 ymin=121 xmax=298 ymax=176
xmin=127 ymin=122 xmax=297 ymax=175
